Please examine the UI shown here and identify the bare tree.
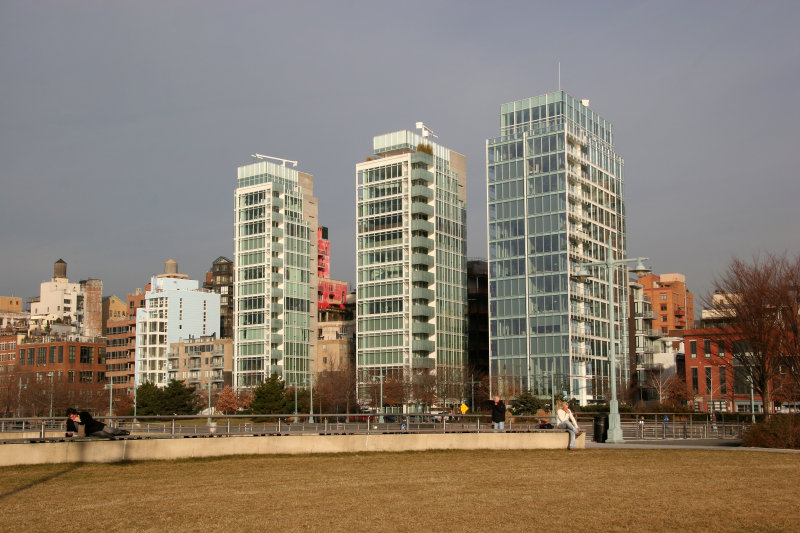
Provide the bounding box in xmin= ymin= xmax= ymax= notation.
xmin=664 ymin=375 xmax=692 ymax=407
xmin=778 ymin=255 xmax=800 ymax=393
xmin=315 ymin=369 xmax=358 ymax=414
xmin=644 ymin=366 xmax=670 ymax=403
xmin=709 ymin=252 xmax=800 ymax=415
xmin=411 ymin=370 xmax=437 ymax=411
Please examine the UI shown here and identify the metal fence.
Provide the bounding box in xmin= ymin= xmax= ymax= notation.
xmin=0 ymin=412 xmax=749 ymax=441
xmin=578 ymin=413 xmax=750 ymax=441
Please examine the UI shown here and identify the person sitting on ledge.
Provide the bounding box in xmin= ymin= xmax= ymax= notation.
xmin=555 ymin=401 xmax=581 ymax=450
xmin=66 ymin=407 xmax=129 ymax=438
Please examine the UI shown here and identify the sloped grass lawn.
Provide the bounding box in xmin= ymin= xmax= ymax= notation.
xmin=2 ymin=449 xmax=798 ymax=532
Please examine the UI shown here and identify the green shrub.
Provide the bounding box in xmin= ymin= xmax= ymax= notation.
xmin=742 ymin=414 xmax=800 ymax=449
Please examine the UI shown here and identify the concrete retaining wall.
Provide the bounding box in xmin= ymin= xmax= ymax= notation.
xmin=0 ymin=431 xmax=584 ymax=466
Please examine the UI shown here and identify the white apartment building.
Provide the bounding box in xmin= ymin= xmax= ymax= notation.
xmin=233 ymin=157 xmax=318 ymax=390
xmin=135 ymin=276 xmax=220 ymax=387
xmin=355 ymin=128 xmax=467 ymax=411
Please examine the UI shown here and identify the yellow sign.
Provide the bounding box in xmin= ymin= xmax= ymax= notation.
xmin=460 ymin=403 xmax=469 ymax=414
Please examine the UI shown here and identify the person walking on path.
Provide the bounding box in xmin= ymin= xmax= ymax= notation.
xmin=491 ymin=396 xmax=506 ymax=432
xmin=66 ymin=407 xmax=129 ymax=438
xmin=556 ymin=401 xmax=581 ymax=450
xmin=638 ymin=416 xmax=645 ymax=439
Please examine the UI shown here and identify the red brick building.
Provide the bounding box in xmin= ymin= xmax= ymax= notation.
xmin=106 ymin=289 xmax=146 ymax=395
xmin=14 ymin=336 xmax=108 ymax=416
xmin=680 ymin=327 xmax=784 ymax=414
xmin=638 ymin=273 xmax=695 ymax=334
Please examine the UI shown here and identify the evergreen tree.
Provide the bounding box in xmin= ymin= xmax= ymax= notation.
xmin=510 ymin=390 xmax=548 ymax=415
xmin=135 ymin=382 xmax=163 ymax=416
xmin=162 ymin=380 xmax=198 ymax=414
xmin=250 ymin=374 xmax=288 ymax=414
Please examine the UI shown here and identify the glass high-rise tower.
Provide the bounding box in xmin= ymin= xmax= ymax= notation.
xmin=233 ymin=158 xmax=318 ymax=390
xmin=355 ymin=129 xmax=467 ymax=411
xmin=487 ymin=92 xmax=627 ymax=405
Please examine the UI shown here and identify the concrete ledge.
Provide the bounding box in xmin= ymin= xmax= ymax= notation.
xmin=0 ymin=431 xmax=585 ymax=466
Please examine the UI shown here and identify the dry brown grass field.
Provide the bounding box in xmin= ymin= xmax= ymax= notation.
xmin=2 ymin=449 xmax=798 ymax=532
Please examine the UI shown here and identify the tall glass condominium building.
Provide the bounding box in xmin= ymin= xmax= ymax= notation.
xmin=233 ymin=159 xmax=318 ymax=390
xmin=355 ymin=130 xmax=467 ymax=409
xmin=487 ymin=91 xmax=628 ymax=405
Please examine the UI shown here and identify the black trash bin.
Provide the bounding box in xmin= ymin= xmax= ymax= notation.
xmin=593 ymin=414 xmax=608 ymax=443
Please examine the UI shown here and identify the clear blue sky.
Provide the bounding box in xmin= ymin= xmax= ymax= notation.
xmin=1 ymin=1 xmax=798 ymax=308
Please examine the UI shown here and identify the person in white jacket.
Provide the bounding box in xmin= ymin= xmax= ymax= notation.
xmin=555 ymin=401 xmax=581 ymax=450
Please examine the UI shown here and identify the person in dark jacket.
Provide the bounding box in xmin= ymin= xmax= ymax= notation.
xmin=491 ymin=396 xmax=506 ymax=432
xmin=66 ymin=407 xmax=129 ymax=438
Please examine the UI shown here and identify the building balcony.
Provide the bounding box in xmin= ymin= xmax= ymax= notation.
xmin=271 ymin=212 xmax=284 ymax=224
xmin=271 ymin=257 xmax=283 ymax=268
xmin=271 ymin=318 xmax=283 ymax=329
xmin=412 ymin=304 xmax=435 ymax=317
xmin=271 ymin=227 xmax=283 ymax=238
xmin=271 ymin=271 xmax=283 ymax=283
xmin=411 ymin=185 xmax=434 ymax=201
xmin=271 ymin=288 xmax=283 ymax=298
xmin=412 ymin=322 xmax=435 ymax=335
xmin=567 ymin=129 xmax=587 ymax=146
xmin=410 ymin=152 xmax=434 ymax=166
xmin=271 ymin=303 xmax=283 ymax=314
xmin=643 ymin=329 xmax=664 ymax=339
xmin=271 ymin=197 xmax=284 ymax=208
xmin=270 ymin=349 xmax=283 ymax=361
xmin=412 ymin=270 xmax=434 ymax=284
xmin=567 ymin=150 xmax=584 ymax=165
xmin=411 ymin=253 xmax=434 ymax=267
xmin=411 ymin=167 xmax=434 ymax=184
xmin=570 ymin=327 xmax=590 ymax=339
xmin=412 ymin=339 xmax=435 ymax=352
xmin=412 ymin=356 xmax=435 ymax=369
xmin=271 ymin=333 xmax=283 ymax=344
xmin=411 ymin=236 xmax=434 ymax=250
xmin=411 ymin=219 xmax=434 ymax=233
xmin=271 ymin=241 xmax=283 ymax=253
xmin=411 ymin=202 xmax=434 ymax=217
xmin=412 ymin=287 xmax=435 ymax=301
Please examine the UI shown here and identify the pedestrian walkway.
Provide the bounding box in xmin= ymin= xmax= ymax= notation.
xmin=586 ymin=439 xmax=800 ymax=453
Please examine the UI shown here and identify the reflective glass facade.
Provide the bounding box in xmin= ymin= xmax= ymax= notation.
xmin=234 ymin=160 xmax=317 ymax=390
xmin=356 ymin=131 xmax=467 ymax=409
xmin=487 ymin=92 xmax=628 ymax=404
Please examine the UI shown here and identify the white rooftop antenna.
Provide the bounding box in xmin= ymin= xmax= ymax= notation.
xmin=415 ymin=122 xmax=438 ymax=139
xmin=251 ymin=154 xmax=298 ymax=167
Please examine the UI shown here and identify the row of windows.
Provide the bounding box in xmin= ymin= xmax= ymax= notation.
xmin=358 ymin=230 xmax=404 ymax=250
xmin=689 ymin=339 xmax=730 ymax=358
xmin=361 ymin=178 xmax=404 ymax=200
xmin=358 ymin=247 xmax=403 ymax=266
xmin=357 ymin=197 xmax=402 ymax=217
xmin=358 ymin=213 xmax=403 ymax=233
xmin=17 ymin=346 xmax=103 ymax=366
xmin=362 ymin=163 xmax=404 ymax=184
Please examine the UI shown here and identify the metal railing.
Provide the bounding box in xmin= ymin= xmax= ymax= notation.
xmin=0 ymin=412 xmax=750 ymax=442
xmin=579 ymin=412 xmax=751 ymax=441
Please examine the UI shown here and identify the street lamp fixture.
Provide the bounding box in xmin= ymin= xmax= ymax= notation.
xmin=575 ymin=242 xmax=650 ymax=443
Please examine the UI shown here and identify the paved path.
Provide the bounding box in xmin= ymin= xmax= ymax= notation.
xmin=586 ymin=439 xmax=800 ymax=453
